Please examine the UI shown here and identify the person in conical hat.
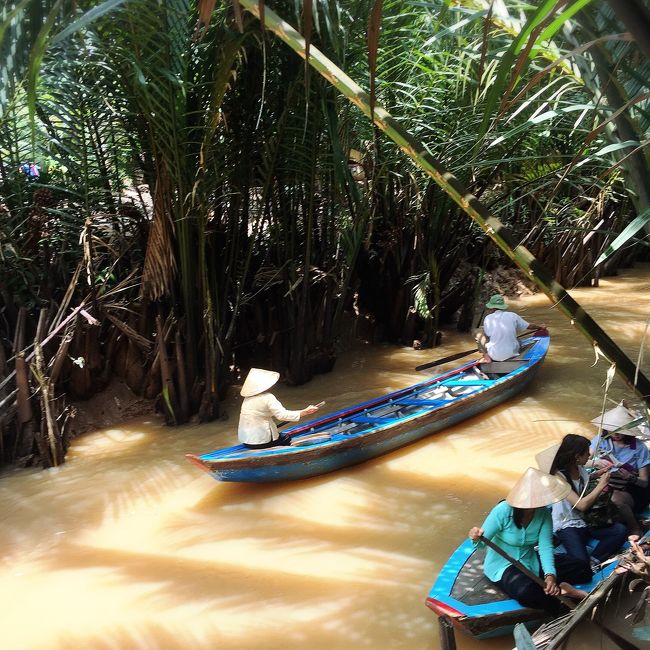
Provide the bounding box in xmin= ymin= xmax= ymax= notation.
xmin=588 ymin=402 xmax=650 ymax=537
xmin=535 ymin=442 xmax=561 ymax=475
xmin=590 ymin=402 xmax=644 ymax=435
xmin=238 ymin=368 xmax=322 ymax=448
xmin=468 ymin=467 xmax=587 ymax=613
xmin=474 ymin=294 xmax=546 ymax=363
xmin=547 ymin=434 xmax=628 ymax=577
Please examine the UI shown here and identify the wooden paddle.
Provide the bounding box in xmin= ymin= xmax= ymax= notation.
xmin=415 ymin=329 xmax=536 ymax=372
xmin=479 ymin=535 xmax=577 ymax=610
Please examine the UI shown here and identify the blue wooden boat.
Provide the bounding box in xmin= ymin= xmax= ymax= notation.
xmin=425 ymin=514 xmax=650 ymax=640
xmin=425 ymin=537 xmax=618 ymax=640
xmin=186 ymin=332 xmax=549 ymax=483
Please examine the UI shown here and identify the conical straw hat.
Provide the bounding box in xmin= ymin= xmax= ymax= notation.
xmin=590 ymin=403 xmax=638 ymax=433
xmin=535 ymin=443 xmax=561 ymax=475
xmin=240 ymin=368 xmax=280 ymax=397
xmin=506 ymin=467 xmax=570 ymax=508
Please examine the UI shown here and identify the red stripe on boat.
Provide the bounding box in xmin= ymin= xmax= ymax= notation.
xmin=425 ymin=597 xmax=464 ymax=618
xmin=185 ymin=454 xmax=212 ymax=474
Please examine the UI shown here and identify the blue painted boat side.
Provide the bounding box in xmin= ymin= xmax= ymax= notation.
xmin=188 ymin=335 xmax=549 ymax=483
xmin=210 ymin=371 xmax=538 ymax=482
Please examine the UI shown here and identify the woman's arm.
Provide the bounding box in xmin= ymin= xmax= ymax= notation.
xmin=265 ymin=395 xmax=303 ymax=422
xmin=565 ymin=472 xmax=610 ymax=512
xmin=537 ymin=510 xmax=556 ymax=578
xmin=468 ymin=502 xmax=504 ymax=544
xmin=629 ymin=465 xmax=649 ymax=489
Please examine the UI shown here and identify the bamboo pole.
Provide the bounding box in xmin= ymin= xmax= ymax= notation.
xmin=237 ymin=0 xmax=650 ymax=405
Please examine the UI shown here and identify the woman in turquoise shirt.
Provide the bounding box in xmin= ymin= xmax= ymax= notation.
xmin=469 ymin=467 xmax=588 ymax=613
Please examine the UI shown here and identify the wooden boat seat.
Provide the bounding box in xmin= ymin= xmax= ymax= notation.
xmin=292 ymin=434 xmax=332 ymax=447
xmin=371 ymin=404 xmax=404 ymax=417
xmin=351 ymin=414 xmax=402 ymax=425
xmin=419 ymin=387 xmax=453 ymax=400
xmin=444 ymin=379 xmax=492 ymax=387
xmin=479 ymin=360 xmax=527 ymax=375
xmin=395 ymin=398 xmax=447 ymax=407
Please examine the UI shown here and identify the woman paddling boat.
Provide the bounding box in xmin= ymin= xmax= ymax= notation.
xmin=468 ymin=467 xmax=588 ymax=615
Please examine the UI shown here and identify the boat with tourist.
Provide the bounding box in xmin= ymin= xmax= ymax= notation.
xmin=186 ymin=331 xmax=549 ymax=483
xmin=425 ymin=512 xmax=650 ymax=640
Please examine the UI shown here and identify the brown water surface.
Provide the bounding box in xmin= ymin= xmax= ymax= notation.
xmin=1 ymin=265 xmax=649 ymax=650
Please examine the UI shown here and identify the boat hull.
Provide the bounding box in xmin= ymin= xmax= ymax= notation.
xmin=187 ymin=335 xmax=549 ymax=483
xmin=425 ymin=512 xmax=644 ymax=639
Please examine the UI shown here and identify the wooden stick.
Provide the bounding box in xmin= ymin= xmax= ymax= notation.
xmin=0 ymin=301 xmax=92 ymax=394
xmin=479 ymin=535 xmax=576 ymax=610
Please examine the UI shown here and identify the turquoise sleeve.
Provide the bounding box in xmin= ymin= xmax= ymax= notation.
xmin=537 ymin=510 xmax=556 ymax=577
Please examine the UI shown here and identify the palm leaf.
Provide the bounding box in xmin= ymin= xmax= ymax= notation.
xmin=237 ymin=0 xmax=650 ymax=403
xmin=595 ymin=207 xmax=650 ymax=267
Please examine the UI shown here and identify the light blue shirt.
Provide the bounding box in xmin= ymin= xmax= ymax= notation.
xmin=477 ymin=500 xmax=556 ymax=582
xmin=590 ymin=437 xmax=650 ymax=471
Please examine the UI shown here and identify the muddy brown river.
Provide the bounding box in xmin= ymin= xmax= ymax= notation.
xmin=1 ymin=265 xmax=649 ymax=649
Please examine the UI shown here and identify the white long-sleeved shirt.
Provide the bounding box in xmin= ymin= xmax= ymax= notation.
xmin=238 ymin=392 xmax=302 ymax=445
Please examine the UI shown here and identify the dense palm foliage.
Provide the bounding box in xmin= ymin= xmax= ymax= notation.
xmin=0 ymin=0 xmax=648 ymax=468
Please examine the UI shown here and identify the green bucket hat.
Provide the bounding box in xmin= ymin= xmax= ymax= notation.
xmin=486 ymin=294 xmax=507 ymax=310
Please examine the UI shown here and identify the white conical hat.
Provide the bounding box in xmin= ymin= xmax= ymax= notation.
xmin=506 ymin=467 xmax=570 ymax=508
xmin=240 ymin=368 xmax=280 ymax=397
xmin=590 ymin=403 xmax=638 ymax=433
xmin=535 ymin=443 xmax=561 ymax=475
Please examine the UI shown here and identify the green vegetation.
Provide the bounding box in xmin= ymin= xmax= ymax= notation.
xmin=1 ymin=0 xmax=648 ymax=468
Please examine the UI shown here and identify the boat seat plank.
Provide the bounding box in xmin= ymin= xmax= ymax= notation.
xmin=350 ymin=414 xmax=401 ymax=425
xmin=443 ymin=380 xmax=492 ymax=387
xmin=370 ymin=405 xmax=404 ymax=417
xmin=395 ymin=398 xmax=448 ymax=407
xmin=479 ymin=360 xmax=527 ymax=374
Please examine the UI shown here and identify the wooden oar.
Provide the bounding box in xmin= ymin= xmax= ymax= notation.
xmin=479 ymin=535 xmax=577 ymax=610
xmin=415 ymin=329 xmax=536 ymax=372
xmin=415 ymin=347 xmax=478 ymax=371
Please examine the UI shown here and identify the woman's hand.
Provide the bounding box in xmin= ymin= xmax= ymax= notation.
xmin=615 ymin=467 xmax=633 ymax=481
xmin=301 ymin=404 xmax=320 ymax=417
xmin=597 ymin=471 xmax=611 ymax=487
xmin=593 ymin=458 xmax=614 ymax=471
xmin=544 ymin=574 xmax=560 ymax=596
xmin=468 ymin=527 xmax=483 ymax=542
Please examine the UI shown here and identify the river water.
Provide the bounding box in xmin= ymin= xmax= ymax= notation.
xmin=1 ymin=265 xmax=649 ymax=650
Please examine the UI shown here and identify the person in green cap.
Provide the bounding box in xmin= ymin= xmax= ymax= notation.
xmin=475 ymin=294 xmax=545 ymax=362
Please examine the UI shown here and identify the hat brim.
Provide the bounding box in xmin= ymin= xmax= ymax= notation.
xmin=506 ymin=467 xmax=571 ymax=508
xmin=590 ymin=404 xmax=641 ymax=434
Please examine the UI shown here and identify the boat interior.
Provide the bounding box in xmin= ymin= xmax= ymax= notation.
xmin=450 ymin=546 xmax=510 ymax=606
